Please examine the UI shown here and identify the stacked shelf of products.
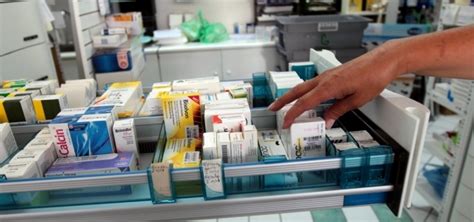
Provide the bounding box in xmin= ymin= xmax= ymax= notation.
xmin=0 ymin=50 xmax=430 ymax=221
xmin=419 ymin=1 xmax=474 ymax=220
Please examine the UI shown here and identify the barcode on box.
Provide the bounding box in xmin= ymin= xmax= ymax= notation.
xmin=184 ymin=151 xmax=200 ymax=163
xmin=185 ymin=125 xmax=199 ymax=138
xmin=303 ymin=136 xmax=321 ymax=142
xmin=222 ymin=145 xmax=229 ymax=163
xmin=303 ymin=136 xmax=322 ymax=151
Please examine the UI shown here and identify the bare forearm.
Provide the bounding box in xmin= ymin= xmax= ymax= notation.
xmin=388 ymin=25 xmax=474 ymax=79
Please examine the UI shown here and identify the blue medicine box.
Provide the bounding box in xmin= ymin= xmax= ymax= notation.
xmin=92 ymin=49 xmax=133 ymax=73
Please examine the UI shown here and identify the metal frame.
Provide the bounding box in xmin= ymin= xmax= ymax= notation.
xmin=0 ymin=158 xmax=341 ymax=193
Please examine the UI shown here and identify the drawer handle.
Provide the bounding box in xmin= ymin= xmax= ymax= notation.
xmin=23 ymin=34 xmax=38 ymax=42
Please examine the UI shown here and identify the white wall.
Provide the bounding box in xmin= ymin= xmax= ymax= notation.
xmin=155 ymin=0 xmax=254 ymax=32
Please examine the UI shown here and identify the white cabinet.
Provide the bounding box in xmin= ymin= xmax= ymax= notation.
xmin=159 ymin=45 xmax=278 ymax=81
xmin=221 ymin=47 xmax=278 ymax=80
xmin=159 ymin=50 xmax=222 ymax=81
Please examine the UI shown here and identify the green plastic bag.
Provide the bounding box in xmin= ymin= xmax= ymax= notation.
xmin=180 ymin=11 xmax=206 ymax=42
xmin=200 ymin=23 xmax=229 ymax=43
xmin=180 ymin=11 xmax=229 ymax=43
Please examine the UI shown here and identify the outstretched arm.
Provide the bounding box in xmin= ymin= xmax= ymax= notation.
xmin=269 ymin=25 xmax=474 ymax=129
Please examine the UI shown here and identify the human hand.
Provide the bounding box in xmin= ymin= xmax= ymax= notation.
xmin=268 ymin=41 xmax=404 ymax=129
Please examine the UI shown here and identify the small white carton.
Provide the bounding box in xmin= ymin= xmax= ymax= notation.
xmin=217 ymin=132 xmax=231 ymax=163
xmin=113 ymin=118 xmax=139 ymax=161
xmin=230 ymin=132 xmax=245 ymax=164
xmin=203 ymin=132 xmax=217 ymax=160
xmin=0 ymin=123 xmax=18 ymax=163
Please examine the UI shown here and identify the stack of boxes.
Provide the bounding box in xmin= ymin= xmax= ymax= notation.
xmin=93 ymin=12 xmax=145 ymax=89
xmin=276 ymin=15 xmax=370 ymax=70
xmin=0 ymin=79 xmax=68 ymax=125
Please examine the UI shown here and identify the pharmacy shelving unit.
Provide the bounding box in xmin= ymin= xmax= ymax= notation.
xmin=0 ymin=50 xmax=430 ymax=221
xmin=68 ymin=0 xmax=145 ymax=84
xmin=421 ymin=1 xmax=474 ymax=221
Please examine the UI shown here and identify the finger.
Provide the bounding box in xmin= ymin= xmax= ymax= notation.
xmin=282 ymin=87 xmax=333 ymax=128
xmin=268 ymin=79 xmax=319 ymax=111
xmin=323 ymin=94 xmax=359 ymax=128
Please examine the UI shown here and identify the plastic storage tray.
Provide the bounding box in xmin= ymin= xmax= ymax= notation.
xmin=277 ymin=15 xmax=371 ymax=51
xmin=0 ymin=105 xmax=403 ymax=212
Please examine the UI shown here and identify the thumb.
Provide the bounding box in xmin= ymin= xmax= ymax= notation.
xmin=323 ymin=95 xmax=359 ymax=128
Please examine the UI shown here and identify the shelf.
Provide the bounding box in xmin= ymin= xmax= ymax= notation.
xmin=428 ymin=91 xmax=466 ymax=116
xmin=424 ymin=139 xmax=454 ymax=167
xmin=415 ymin=176 xmax=443 ymax=212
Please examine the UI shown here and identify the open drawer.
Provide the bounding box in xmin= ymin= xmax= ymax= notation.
xmin=0 ymin=50 xmax=429 ymax=221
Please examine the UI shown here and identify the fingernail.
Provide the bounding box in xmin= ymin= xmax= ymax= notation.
xmin=268 ymin=102 xmax=275 ymax=111
xmin=326 ymin=119 xmax=335 ymax=129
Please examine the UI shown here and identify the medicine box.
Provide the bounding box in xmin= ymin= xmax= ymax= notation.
xmin=34 ymin=127 xmax=51 ymax=139
xmin=101 ymin=27 xmax=128 ymax=35
xmin=217 ymin=132 xmax=231 ymax=163
xmin=92 ymin=81 xmax=143 ymax=118
xmin=92 ymin=34 xmax=128 ymax=48
xmin=162 ymin=138 xmax=201 ymax=168
xmin=92 ymin=48 xmax=134 ymax=73
xmin=106 ymin=12 xmax=144 ymax=36
xmin=242 ymin=125 xmax=258 ymax=163
xmin=211 ymin=114 xmax=246 ymax=133
xmin=0 ymin=96 xmax=36 ymax=125
xmin=55 ymin=85 xmax=91 ymax=108
xmin=0 ymin=123 xmax=18 ymax=163
xmin=161 ymin=91 xmax=201 ymax=139
xmin=258 ymin=130 xmax=288 ymax=162
xmin=287 ymin=117 xmax=326 ymax=159
xmin=204 ymin=102 xmax=251 ymax=133
xmin=18 ymin=85 xmax=49 ymax=95
xmin=26 ymin=80 xmax=59 ymax=95
xmin=33 ymin=95 xmax=68 ymax=122
xmin=230 ymin=132 xmax=246 ymax=164
xmin=172 ymin=76 xmax=220 ymax=94
xmin=139 ymin=88 xmax=170 ymax=116
xmin=49 ymin=113 xmax=115 ymax=157
xmin=24 ymin=136 xmax=57 ymax=160
xmin=326 ymin=127 xmax=348 ymax=143
xmin=289 ymin=62 xmax=316 ymax=81
xmin=9 ymin=149 xmax=55 ymax=176
xmin=113 ymin=118 xmax=139 ymax=161
xmin=45 ymin=152 xmax=136 ymax=177
xmin=203 ymin=132 xmax=217 ymax=160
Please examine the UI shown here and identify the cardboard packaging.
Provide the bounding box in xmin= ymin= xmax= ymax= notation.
xmin=172 ymin=76 xmax=220 ymax=94
xmin=0 ymin=96 xmax=36 ymax=125
xmin=0 ymin=123 xmax=19 ymax=163
xmin=161 ymin=91 xmax=201 ymax=139
xmin=33 ymin=95 xmax=68 ymax=122
xmin=92 ymin=81 xmax=143 ymax=118
xmin=113 ymin=118 xmax=139 ymax=161
xmin=162 ymin=138 xmax=201 ymax=168
xmin=45 ymin=152 xmax=136 ymax=177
